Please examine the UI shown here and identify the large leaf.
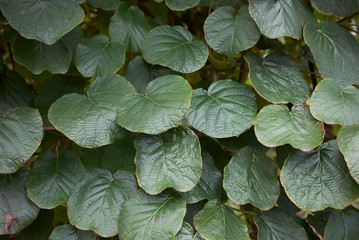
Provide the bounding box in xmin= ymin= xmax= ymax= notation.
xmin=254 ymin=104 xmax=324 ymax=151
xmin=0 ymin=70 xmax=33 ymax=112
xmin=0 ymin=168 xmax=39 ymax=235
xmin=142 ymin=25 xmax=209 ymax=73
xmin=165 ymin=0 xmax=200 ymax=10
xmin=324 ymin=207 xmax=359 ymax=239
xmin=186 ymin=80 xmax=257 ymax=138
xmin=13 ymin=36 xmax=71 ymax=75
xmin=1 ymin=0 xmax=84 ymax=44
xmin=254 ymin=207 xmax=308 ymax=240
xmin=48 ymin=75 xmax=135 ymax=148
xmin=280 ymin=140 xmax=359 ymax=212
xmin=304 ymin=21 xmax=359 ymax=87
xmin=337 ymin=125 xmax=359 ymax=183
xmin=117 ymin=75 xmax=192 ymax=134
xmin=49 ymin=224 xmax=95 ymax=240
xmin=0 ymin=107 xmax=43 ymax=174
xmin=244 ymin=52 xmax=309 ymax=105
xmin=181 ymin=151 xmax=222 ymax=203
xmin=204 ymin=6 xmax=260 ymax=57
xmin=86 ymin=0 xmax=121 ymax=10
xmin=310 ymin=78 xmax=359 ymax=126
xmin=26 ymin=151 xmax=86 ymax=209
xmin=67 ymin=169 xmax=137 ymax=237
xmin=134 ymin=126 xmax=202 ymax=194
xmin=310 ymin=0 xmax=358 ymax=17
xmin=109 ymin=2 xmax=153 ymax=52
xmin=193 ymin=200 xmax=250 ymax=240
xmin=118 ymin=190 xmax=186 ymax=240
xmin=74 ymin=34 xmax=125 ymax=77
xmin=248 ymin=0 xmax=310 ymax=39
xmin=223 ymin=147 xmax=279 ymax=210
xmin=61 ymin=27 xmax=83 ymax=54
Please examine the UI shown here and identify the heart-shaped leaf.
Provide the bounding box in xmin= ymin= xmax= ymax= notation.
xmin=134 ymin=126 xmax=202 ymax=194
xmin=0 ymin=107 xmax=43 ymax=174
xmin=67 ymin=169 xmax=137 ymax=237
xmin=0 ymin=168 xmax=39 ymax=235
xmin=86 ymin=0 xmax=121 ymax=10
xmin=280 ymin=140 xmax=359 ymax=211
xmin=193 ymin=200 xmax=250 ymax=240
xmin=310 ymin=78 xmax=359 ymax=126
xmin=1 ymin=0 xmax=84 ymax=44
xmin=324 ymin=207 xmax=359 ymax=239
xmin=142 ymin=25 xmax=209 ymax=73
xmin=26 ymin=151 xmax=86 ymax=209
xmin=310 ymin=0 xmax=358 ymax=17
xmin=254 ymin=104 xmax=324 ymax=151
xmin=165 ymin=0 xmax=200 ymax=10
xmin=204 ymin=6 xmax=260 ymax=57
xmin=49 ymin=75 xmax=135 ymax=148
xmin=223 ymin=147 xmax=280 ymax=210
xmin=49 ymin=224 xmax=95 ymax=240
xmin=117 ymin=75 xmax=192 ymax=134
xmin=244 ymin=52 xmax=309 ymax=105
xmin=186 ymin=79 xmax=257 ymax=138
xmin=74 ymin=34 xmax=125 ymax=77
xmin=118 ymin=190 xmax=186 ymax=240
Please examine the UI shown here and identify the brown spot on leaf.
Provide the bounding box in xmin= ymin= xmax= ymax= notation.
xmin=4 ymin=212 xmax=16 ymax=234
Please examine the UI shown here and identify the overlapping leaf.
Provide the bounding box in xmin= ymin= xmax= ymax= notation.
xmin=176 ymin=222 xmax=203 ymax=240
xmin=165 ymin=0 xmax=200 ymax=11
xmin=310 ymin=0 xmax=358 ymax=16
xmin=49 ymin=224 xmax=95 ymax=240
xmin=86 ymin=0 xmax=121 ymax=10
xmin=324 ymin=207 xmax=359 ymax=239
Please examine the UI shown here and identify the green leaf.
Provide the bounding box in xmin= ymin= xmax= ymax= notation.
xmin=254 ymin=104 xmax=324 ymax=151
xmin=337 ymin=125 xmax=359 ymax=184
xmin=86 ymin=0 xmax=121 ymax=10
xmin=49 ymin=224 xmax=95 ymax=240
xmin=176 ymin=222 xmax=203 ymax=240
xmin=204 ymin=6 xmax=260 ymax=57
xmin=67 ymin=169 xmax=137 ymax=237
xmin=254 ymin=207 xmax=308 ymax=240
xmin=142 ymin=25 xmax=209 ymax=73
xmin=61 ymin=27 xmax=83 ymax=54
xmin=193 ymin=200 xmax=250 ymax=240
xmin=26 ymin=151 xmax=86 ymax=209
xmin=181 ymin=151 xmax=222 ymax=203
xmin=13 ymin=36 xmax=71 ymax=75
xmin=124 ymin=56 xmax=175 ymax=94
xmin=0 ymin=168 xmax=39 ymax=235
xmin=248 ymin=0 xmax=310 ymax=39
xmin=74 ymin=34 xmax=125 ymax=77
xmin=186 ymin=80 xmax=257 ymax=138
xmin=280 ymin=140 xmax=359 ymax=212
xmin=165 ymin=0 xmax=200 ymax=10
xmin=1 ymin=0 xmax=84 ymax=44
xmin=244 ymin=52 xmax=309 ymax=105
xmin=310 ymin=0 xmax=358 ymax=17
xmin=134 ymin=126 xmax=202 ymax=194
xmin=48 ymin=75 xmax=135 ymax=148
xmin=223 ymin=147 xmax=279 ymax=210
xmin=324 ymin=207 xmax=359 ymax=239
xmin=310 ymin=78 xmax=359 ymax=126
xmin=117 ymin=75 xmax=192 ymax=134
xmin=0 ymin=107 xmax=43 ymax=174
xmin=0 ymin=70 xmax=33 ymax=112
xmin=109 ymin=2 xmax=153 ymax=52
xmin=118 ymin=190 xmax=186 ymax=240
xmin=304 ymin=21 xmax=359 ymax=87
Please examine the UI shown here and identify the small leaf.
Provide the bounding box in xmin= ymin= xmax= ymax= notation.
xmin=324 ymin=207 xmax=359 ymax=239
xmin=223 ymin=147 xmax=279 ymax=210
xmin=176 ymin=222 xmax=203 ymax=240
xmin=1 ymin=0 xmax=84 ymax=44
xmin=310 ymin=78 xmax=359 ymax=126
xmin=186 ymin=80 xmax=257 ymax=138
xmin=0 ymin=168 xmax=39 ymax=235
xmin=49 ymin=224 xmax=95 ymax=240
xmin=204 ymin=6 xmax=260 ymax=57
xmin=86 ymin=0 xmax=121 ymax=10
xmin=61 ymin=27 xmax=83 ymax=54
xmin=244 ymin=52 xmax=309 ymax=105
xmin=67 ymin=169 xmax=137 ymax=237
xmin=165 ymin=0 xmax=200 ymax=10
xmin=0 ymin=107 xmax=43 ymax=174
xmin=48 ymin=75 xmax=135 ymax=148
xmin=310 ymin=0 xmax=358 ymax=17
xmin=254 ymin=207 xmax=308 ymax=240
xmin=280 ymin=140 xmax=359 ymax=212
xmin=193 ymin=200 xmax=250 ymax=240
xmin=134 ymin=126 xmax=202 ymax=194
xmin=74 ymin=34 xmax=125 ymax=77
xmin=142 ymin=25 xmax=209 ymax=73
xmin=117 ymin=75 xmax=192 ymax=134
xmin=26 ymin=151 xmax=86 ymax=209
xmin=118 ymin=190 xmax=186 ymax=240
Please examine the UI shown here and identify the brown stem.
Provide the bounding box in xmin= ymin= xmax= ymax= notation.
xmin=43 ymin=126 xmax=57 ymax=131
xmin=340 ymin=24 xmax=359 ymax=34
xmin=337 ymin=12 xmax=359 ymax=23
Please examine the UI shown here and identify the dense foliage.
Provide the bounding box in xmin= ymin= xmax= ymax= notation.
xmin=1 ymin=0 xmax=359 ymax=239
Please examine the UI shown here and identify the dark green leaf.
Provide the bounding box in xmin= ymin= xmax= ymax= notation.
xmin=165 ymin=0 xmax=200 ymax=10
xmin=61 ymin=27 xmax=83 ymax=54
xmin=324 ymin=207 xmax=359 ymax=239
xmin=307 ymin=208 xmax=332 ymax=236
xmin=18 ymin=210 xmax=53 ymax=240
xmin=256 ymin=36 xmax=284 ymax=52
xmin=49 ymin=224 xmax=95 ymax=240
xmin=86 ymin=0 xmax=121 ymax=10
xmin=176 ymin=222 xmax=203 ymax=240
xmin=310 ymin=0 xmax=358 ymax=16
